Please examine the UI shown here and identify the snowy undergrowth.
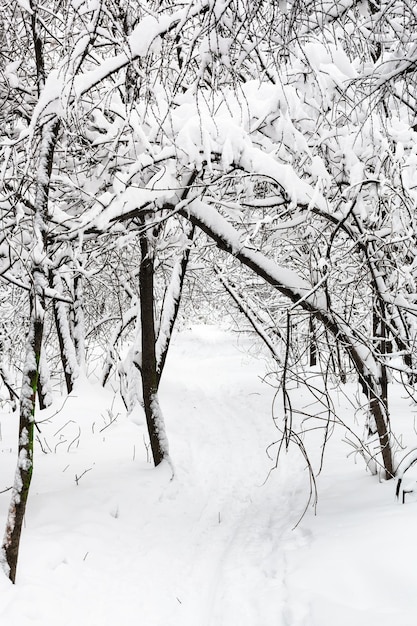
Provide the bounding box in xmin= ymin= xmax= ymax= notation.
xmin=0 ymin=326 xmax=416 ymax=625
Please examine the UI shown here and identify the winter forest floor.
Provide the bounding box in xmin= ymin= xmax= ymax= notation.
xmin=0 ymin=325 xmax=417 ymax=625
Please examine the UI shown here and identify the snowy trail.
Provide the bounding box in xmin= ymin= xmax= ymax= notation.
xmin=160 ymin=327 xmax=310 ymax=626
xmin=1 ymin=325 xmax=417 ymax=625
xmin=0 ymin=326 xmax=293 ymax=625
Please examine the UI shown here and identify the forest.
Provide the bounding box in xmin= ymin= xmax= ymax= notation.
xmin=0 ymin=1 xmax=417 ymax=621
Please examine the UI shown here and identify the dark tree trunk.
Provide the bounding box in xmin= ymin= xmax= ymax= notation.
xmin=72 ymin=273 xmax=86 ymax=371
xmin=1 ymin=115 xmax=59 ymax=582
xmin=139 ymin=218 xmax=168 ymax=466
xmin=1 ymin=281 xmax=44 ymax=582
xmin=50 ymin=270 xmax=79 ymax=394
xmin=36 ymin=352 xmax=51 ymax=410
xmin=309 ymin=315 xmax=317 ymax=367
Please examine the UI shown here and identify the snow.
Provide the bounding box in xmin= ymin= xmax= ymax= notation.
xmin=0 ymin=326 xmax=417 ymax=624
xmin=73 ymin=3 xmax=209 ymax=98
xmin=15 ymin=0 xmax=33 ymax=14
xmin=28 ymin=71 xmax=63 ymax=130
xmin=155 ymin=261 xmax=183 ymax=367
xmin=187 ymin=198 xmax=329 ymax=311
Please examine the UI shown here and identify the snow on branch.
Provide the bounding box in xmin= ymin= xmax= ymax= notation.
xmin=73 ymin=2 xmax=210 ymax=98
xmin=185 ymin=198 xmax=327 ymax=310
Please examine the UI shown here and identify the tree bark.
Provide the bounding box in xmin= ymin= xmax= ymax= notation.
xmin=50 ymin=270 xmax=79 ymax=394
xmin=1 ymin=116 xmax=59 ymax=582
xmin=139 ymin=218 xmax=169 ymax=466
xmin=1 ymin=291 xmax=43 ymax=582
xmin=72 ymin=273 xmax=86 ymax=372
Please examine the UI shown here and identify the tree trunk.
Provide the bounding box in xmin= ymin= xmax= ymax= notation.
xmin=1 ymin=280 xmax=44 ymax=582
xmin=37 ymin=351 xmax=52 ymax=410
xmin=309 ymin=315 xmax=317 ymax=367
xmin=50 ymin=270 xmax=79 ymax=394
xmin=139 ymin=218 xmax=169 ymax=466
xmin=72 ymin=273 xmax=86 ymax=372
xmin=1 ymin=113 xmax=59 ymax=581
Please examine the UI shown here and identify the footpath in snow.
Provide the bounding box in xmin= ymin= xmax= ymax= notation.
xmin=0 ymin=325 xmax=416 ymax=625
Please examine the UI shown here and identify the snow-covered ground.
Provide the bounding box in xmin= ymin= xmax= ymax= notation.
xmin=0 ymin=326 xmax=416 ymax=625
